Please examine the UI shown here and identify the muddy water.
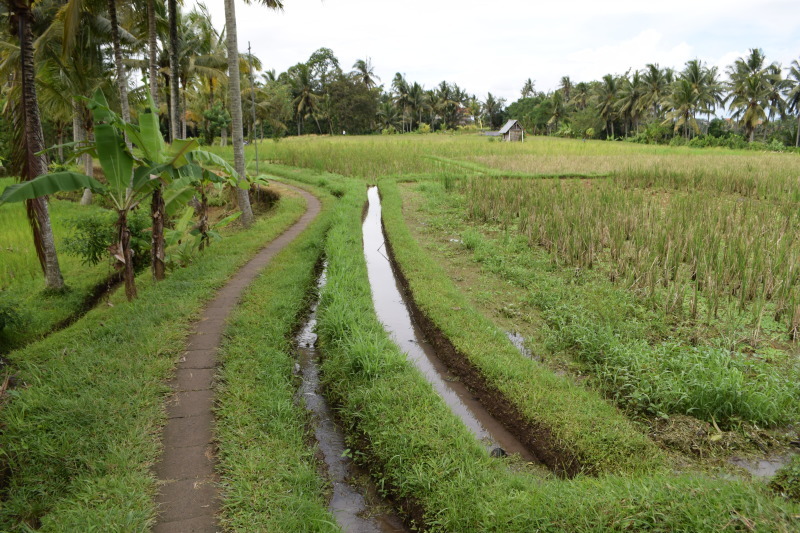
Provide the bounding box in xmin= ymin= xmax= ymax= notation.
xmin=296 ymin=264 xmax=408 ymax=533
xmin=363 ymin=187 xmax=537 ymax=462
xmin=729 ymin=453 xmax=797 ymax=477
xmin=505 ymin=331 xmax=536 ymax=360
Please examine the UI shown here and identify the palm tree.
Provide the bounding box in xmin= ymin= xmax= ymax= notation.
xmin=483 ymin=92 xmax=504 ymax=129
xmin=642 ymin=63 xmax=668 ymax=119
xmin=106 ymin=0 xmax=131 ymax=125
xmin=352 ymin=57 xmax=379 ymax=89
xmin=36 ymin=0 xmax=114 ymax=205
xmin=4 ymin=0 xmax=64 ymax=289
xmin=147 ymin=0 xmax=161 ymax=105
xmin=572 ymin=82 xmax=589 ymax=110
xmin=785 ymin=59 xmax=800 ymax=147
xmin=663 ymin=78 xmax=701 ymax=138
xmin=178 ymin=5 xmax=227 ymax=138
xmin=726 ymin=49 xmax=774 ymax=141
xmin=392 ymin=73 xmax=409 ymax=132
xmin=521 ymin=78 xmax=535 ymax=98
xmin=425 ymin=89 xmax=440 ymax=130
xmin=595 ymin=74 xmax=619 ymax=138
xmin=559 ymin=76 xmax=573 ymax=102
xmin=466 ymin=95 xmax=483 ymax=129
xmin=225 ymin=0 xmax=283 ymax=227
xmin=290 ymin=63 xmax=319 ymax=134
xmin=377 ymin=98 xmax=399 ymax=131
xmin=681 ymin=59 xmax=723 ymax=134
xmin=168 ymin=0 xmax=180 ymax=141
xmin=764 ymin=64 xmax=787 ymax=139
xmin=408 ymin=82 xmax=425 ymax=130
xmin=547 ymin=90 xmax=565 ymax=132
xmin=617 ymin=70 xmax=645 ymax=136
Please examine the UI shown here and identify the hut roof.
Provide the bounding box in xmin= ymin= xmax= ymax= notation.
xmin=498 ymin=119 xmax=522 ymax=134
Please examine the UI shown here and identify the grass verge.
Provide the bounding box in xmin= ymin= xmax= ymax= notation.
xmin=214 ymin=179 xmax=337 ymax=531
xmin=0 ymin=190 xmax=306 ymax=530
xmin=310 ymin=168 xmax=800 ymax=531
xmin=379 ymin=178 xmax=661 ymax=476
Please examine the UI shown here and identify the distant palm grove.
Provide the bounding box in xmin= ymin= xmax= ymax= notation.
xmin=2 ymin=2 xmax=800 ymax=173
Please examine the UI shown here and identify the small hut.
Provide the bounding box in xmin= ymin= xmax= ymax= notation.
xmin=498 ymin=119 xmax=524 ymax=142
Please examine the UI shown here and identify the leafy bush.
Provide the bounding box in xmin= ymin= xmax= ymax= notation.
xmin=381 ymin=126 xmax=397 ymax=135
xmin=63 ymin=209 xmax=151 ymax=270
xmin=417 ymin=122 xmax=431 ymax=134
xmin=627 ymin=122 xmax=673 ymax=145
xmin=668 ymin=135 xmax=688 ymax=147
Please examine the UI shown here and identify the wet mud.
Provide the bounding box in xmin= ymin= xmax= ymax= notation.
xmin=296 ymin=263 xmax=408 ymax=533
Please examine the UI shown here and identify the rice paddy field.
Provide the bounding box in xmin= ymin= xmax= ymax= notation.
xmin=2 ymin=135 xmax=800 ymax=530
xmin=246 ymin=134 xmax=800 ymax=491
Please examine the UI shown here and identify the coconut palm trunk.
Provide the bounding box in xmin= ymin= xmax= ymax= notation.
xmin=168 ymin=0 xmax=180 ymax=142
xmin=107 ymin=0 xmax=131 ymax=124
xmin=796 ymin=115 xmax=800 ymax=147
xmin=148 ymin=0 xmax=159 ymax=105
xmin=224 ymin=0 xmax=255 ymax=227
xmin=16 ymin=4 xmax=64 ymax=290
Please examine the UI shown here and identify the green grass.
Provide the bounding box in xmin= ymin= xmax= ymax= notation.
xmin=0 ymin=178 xmax=114 ymax=352
xmin=0 ymin=192 xmax=307 ymax=530
xmin=771 ymin=455 xmax=800 ymax=502
xmin=309 ymin=166 xmax=800 ymax=531
xmin=405 ymin=179 xmax=800 ymax=428
xmin=379 ymin=178 xmax=663 ymax=475
xmin=214 ymin=179 xmax=337 ymax=531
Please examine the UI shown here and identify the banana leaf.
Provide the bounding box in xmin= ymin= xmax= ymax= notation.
xmin=90 ymin=90 xmax=133 ymax=195
xmin=0 ymin=172 xmax=104 ymax=205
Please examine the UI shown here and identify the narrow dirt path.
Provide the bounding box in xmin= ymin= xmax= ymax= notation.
xmin=153 ymin=183 xmax=321 ymax=533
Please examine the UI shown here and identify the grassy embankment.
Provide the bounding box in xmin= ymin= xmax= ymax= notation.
xmin=0 ymin=177 xmax=113 ymax=352
xmin=379 ymin=178 xmax=662 ymax=475
xmin=266 ymin=163 xmax=800 ymax=531
xmin=0 ymin=189 xmax=307 ymax=530
xmin=214 ymin=179 xmax=341 ymax=531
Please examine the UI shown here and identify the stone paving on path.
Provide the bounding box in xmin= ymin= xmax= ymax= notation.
xmin=152 ymin=184 xmax=321 ymax=533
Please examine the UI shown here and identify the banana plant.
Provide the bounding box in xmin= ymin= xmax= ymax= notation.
xmin=0 ymin=90 xmax=194 ymax=300
xmin=1 ymin=89 xmax=252 ymax=300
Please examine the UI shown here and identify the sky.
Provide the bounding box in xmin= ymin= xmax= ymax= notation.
xmin=196 ymin=0 xmax=800 ymax=103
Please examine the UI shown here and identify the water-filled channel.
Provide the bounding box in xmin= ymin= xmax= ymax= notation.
xmin=362 ymin=186 xmax=537 ymax=462
xmin=296 ymin=264 xmax=408 ymax=533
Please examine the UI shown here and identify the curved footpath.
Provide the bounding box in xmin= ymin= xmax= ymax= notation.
xmin=153 ymin=184 xmax=321 ymax=533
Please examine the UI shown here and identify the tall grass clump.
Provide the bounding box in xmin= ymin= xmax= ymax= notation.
xmin=466 ymin=177 xmax=800 ymax=339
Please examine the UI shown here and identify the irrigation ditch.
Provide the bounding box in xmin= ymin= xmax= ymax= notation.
xmin=295 ymin=261 xmax=408 ymax=532
xmin=363 ymin=186 xmax=556 ymax=471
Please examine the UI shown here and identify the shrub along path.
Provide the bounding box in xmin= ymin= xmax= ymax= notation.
xmin=152 ymin=183 xmax=321 ymax=532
